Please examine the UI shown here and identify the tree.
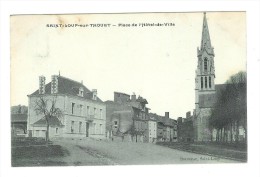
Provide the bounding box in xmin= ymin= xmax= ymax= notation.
xmin=34 ymin=96 xmax=63 ymax=142
xmin=209 ymin=71 xmax=247 ymax=143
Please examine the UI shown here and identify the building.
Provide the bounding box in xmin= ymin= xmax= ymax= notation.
xmin=146 ymin=115 xmax=157 ymax=143
xmin=194 ymin=12 xmax=218 ymax=141
xmin=11 ymin=105 xmax=28 ymax=136
xmin=193 ymin=13 xmax=247 ymax=142
xmin=11 ymin=113 xmax=27 ymax=136
xmin=150 ymin=112 xmax=177 ymax=142
xmin=27 ymin=74 xmax=106 ymax=139
xmin=105 ymin=92 xmax=150 ymax=142
xmin=177 ymin=112 xmax=194 ymax=142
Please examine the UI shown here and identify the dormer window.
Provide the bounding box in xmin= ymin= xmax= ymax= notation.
xmin=79 ymin=87 xmax=84 ymax=97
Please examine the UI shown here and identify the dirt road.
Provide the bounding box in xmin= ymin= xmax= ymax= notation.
xmin=54 ymin=138 xmax=237 ymax=166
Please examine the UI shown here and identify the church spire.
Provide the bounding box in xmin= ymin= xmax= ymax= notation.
xmin=198 ymin=12 xmax=214 ymax=56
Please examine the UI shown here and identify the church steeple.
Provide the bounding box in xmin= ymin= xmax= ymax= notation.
xmin=198 ymin=12 xmax=215 ymax=57
xmin=195 ymin=12 xmax=216 ymax=109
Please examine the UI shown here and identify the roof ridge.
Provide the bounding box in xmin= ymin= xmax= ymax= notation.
xmin=58 ymin=75 xmax=83 ymax=86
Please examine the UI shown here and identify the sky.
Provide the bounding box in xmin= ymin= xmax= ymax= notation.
xmin=10 ymin=12 xmax=246 ymax=119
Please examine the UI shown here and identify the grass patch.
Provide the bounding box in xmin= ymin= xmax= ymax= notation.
xmin=12 ymin=145 xmax=70 ymax=167
xmin=157 ymin=142 xmax=247 ymax=162
xmin=12 ymin=137 xmax=50 ymax=147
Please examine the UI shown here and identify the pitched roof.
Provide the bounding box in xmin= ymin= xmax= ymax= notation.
xmin=11 ymin=114 xmax=27 ymax=123
xmin=137 ymin=96 xmax=148 ymax=104
xmin=32 ymin=116 xmax=63 ymax=127
xmin=128 ymin=101 xmax=142 ymax=110
xmin=148 ymin=113 xmax=176 ymax=126
xmin=30 ymin=76 xmax=103 ymax=102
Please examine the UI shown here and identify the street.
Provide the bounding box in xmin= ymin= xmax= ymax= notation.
xmin=54 ymin=138 xmax=237 ymax=165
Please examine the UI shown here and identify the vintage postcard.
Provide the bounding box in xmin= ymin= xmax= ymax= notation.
xmin=10 ymin=12 xmax=247 ymax=167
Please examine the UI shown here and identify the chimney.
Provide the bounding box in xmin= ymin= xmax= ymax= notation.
xmin=131 ymin=93 xmax=136 ymax=102
xmin=51 ymin=75 xmax=58 ymax=94
xmin=186 ymin=111 xmax=191 ymax=119
xmin=165 ymin=112 xmax=169 ymax=119
xmin=177 ymin=117 xmax=183 ymax=123
xmin=92 ymin=89 xmax=97 ymax=100
xmin=39 ymin=76 xmax=46 ymax=94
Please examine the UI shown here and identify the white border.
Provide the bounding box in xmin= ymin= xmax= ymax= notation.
xmin=1 ymin=1 xmax=259 ymax=177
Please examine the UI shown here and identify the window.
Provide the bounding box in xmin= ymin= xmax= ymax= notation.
xmin=204 ymin=58 xmax=208 ymax=71
xmin=100 ymin=109 xmax=103 ymax=119
xmin=201 ymin=77 xmax=203 ymax=89
xmin=205 ymin=76 xmax=207 ymax=88
xmin=79 ymin=105 xmax=83 ymax=116
xmin=79 ymin=122 xmax=82 ymax=133
xmin=114 ymin=121 xmax=118 ymax=128
xmin=36 ymin=130 xmax=40 ymax=136
xmin=56 ymin=128 xmax=59 ymax=134
xmin=71 ymin=121 xmax=74 ymax=133
xmin=71 ymin=103 xmax=75 ymax=114
xmin=209 ymin=76 xmax=212 ymax=88
xmin=94 ymin=108 xmax=96 ymax=116
xmin=79 ymin=87 xmax=84 ymax=97
xmin=93 ymin=123 xmax=96 ymax=134
xmin=87 ymin=106 xmax=90 ymax=115
xmin=100 ymin=124 xmax=103 ymax=134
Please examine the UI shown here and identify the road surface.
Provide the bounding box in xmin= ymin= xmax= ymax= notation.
xmin=54 ymin=138 xmax=237 ymax=166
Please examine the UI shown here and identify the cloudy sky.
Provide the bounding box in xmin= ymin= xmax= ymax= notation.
xmin=11 ymin=12 xmax=246 ymax=118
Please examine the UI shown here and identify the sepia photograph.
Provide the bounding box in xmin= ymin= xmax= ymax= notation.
xmin=10 ymin=11 xmax=248 ymax=167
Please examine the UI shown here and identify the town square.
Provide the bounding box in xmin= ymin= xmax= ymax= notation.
xmin=10 ymin=12 xmax=247 ymax=166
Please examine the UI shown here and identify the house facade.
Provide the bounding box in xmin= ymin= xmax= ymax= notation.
xmin=11 ymin=113 xmax=27 ymax=137
xmin=150 ymin=112 xmax=177 ymax=142
xmin=105 ymin=92 xmax=150 ymax=142
xmin=146 ymin=116 xmax=157 ymax=143
xmin=177 ymin=112 xmax=194 ymax=142
xmin=27 ymin=75 xmax=106 ymax=139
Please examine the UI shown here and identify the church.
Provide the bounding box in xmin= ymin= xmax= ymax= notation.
xmin=193 ymin=13 xmax=226 ymax=141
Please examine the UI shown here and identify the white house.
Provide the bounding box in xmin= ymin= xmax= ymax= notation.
xmin=27 ymin=74 xmax=106 ymax=139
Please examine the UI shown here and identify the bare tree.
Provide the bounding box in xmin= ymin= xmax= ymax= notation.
xmin=34 ymin=95 xmax=63 ymax=142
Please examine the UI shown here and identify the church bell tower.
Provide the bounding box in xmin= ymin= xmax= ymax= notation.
xmin=195 ymin=13 xmax=216 ymax=110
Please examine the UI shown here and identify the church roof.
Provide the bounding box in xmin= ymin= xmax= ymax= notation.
xmin=29 ymin=76 xmax=103 ymax=102
xmin=198 ymin=13 xmax=215 ymax=56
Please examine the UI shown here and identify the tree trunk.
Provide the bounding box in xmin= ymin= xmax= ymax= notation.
xmin=230 ymin=123 xmax=233 ymax=143
xmin=224 ymin=126 xmax=228 ymax=143
xmin=210 ymin=129 xmax=213 ymax=142
xmin=46 ymin=122 xmax=50 ymax=144
xmin=220 ymin=128 xmax=223 ymax=142
xmin=235 ymin=120 xmax=239 ymax=143
xmin=216 ymin=129 xmax=219 ymax=142
xmin=245 ymin=128 xmax=247 ymax=143
xmin=223 ymin=127 xmax=226 ymax=142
